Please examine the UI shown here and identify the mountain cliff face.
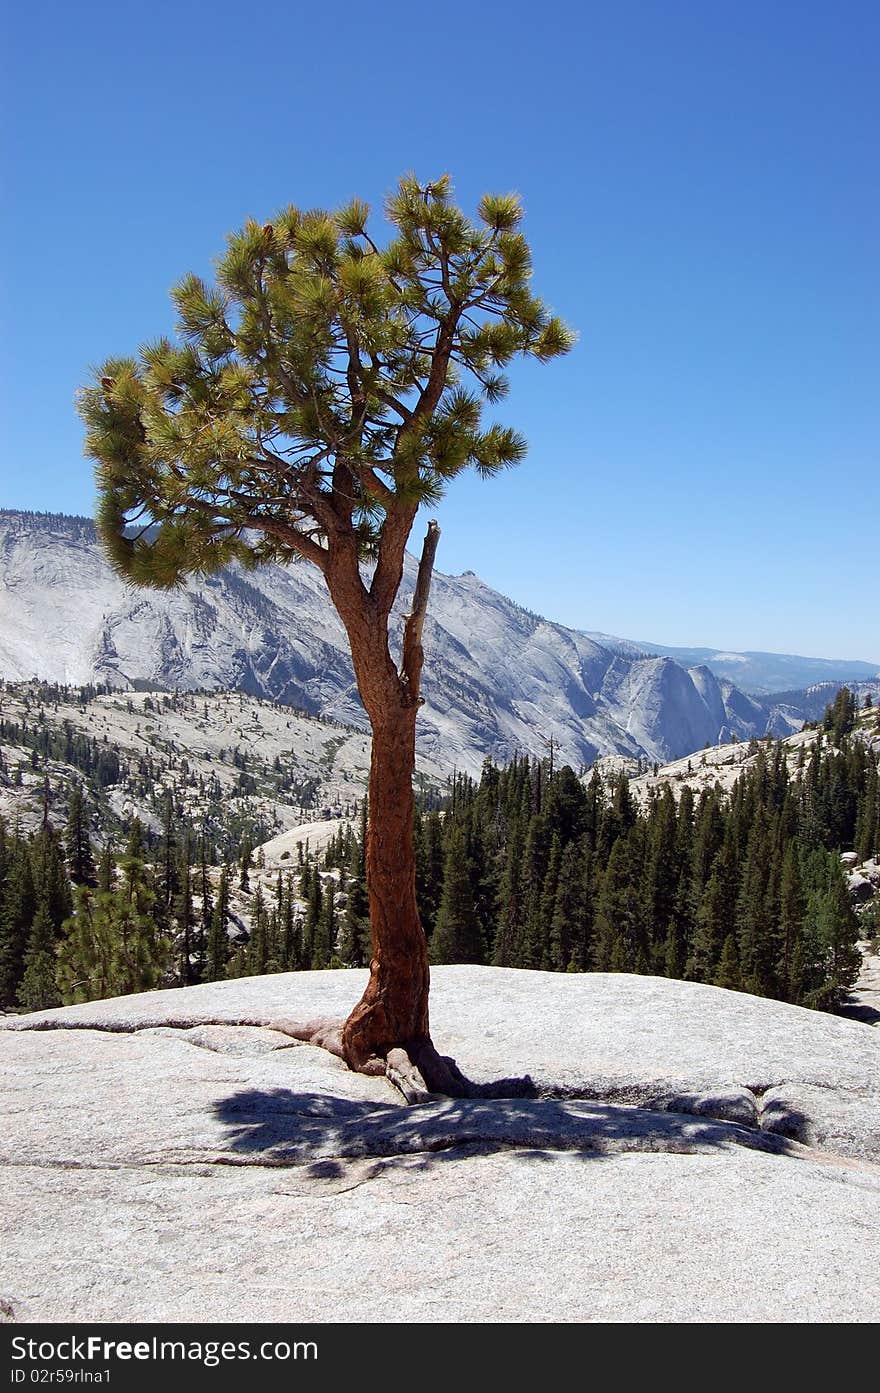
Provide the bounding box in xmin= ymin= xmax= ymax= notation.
xmin=587 ymin=634 xmax=880 ymax=694
xmin=0 ymin=510 xmax=868 ymax=772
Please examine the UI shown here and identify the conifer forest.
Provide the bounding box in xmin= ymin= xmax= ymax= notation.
xmin=1 ymin=687 xmax=877 ymax=1015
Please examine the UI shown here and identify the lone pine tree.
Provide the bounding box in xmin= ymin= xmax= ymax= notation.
xmin=79 ymin=174 xmax=572 ymax=1090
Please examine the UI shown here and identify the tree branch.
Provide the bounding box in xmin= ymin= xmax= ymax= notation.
xmin=400 ymin=519 xmax=440 ymax=705
xmin=242 ymin=515 xmax=329 ymax=570
xmin=359 ymin=466 xmax=395 ymax=505
xmin=369 ymin=501 xmax=418 ymax=612
xmin=371 ymin=384 xmax=413 ymax=423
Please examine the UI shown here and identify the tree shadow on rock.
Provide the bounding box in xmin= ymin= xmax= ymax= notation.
xmin=833 ymin=999 xmax=880 ymax=1026
xmin=211 ymin=1088 xmax=798 ymax=1182
xmin=756 ymin=1097 xmax=815 ymax=1146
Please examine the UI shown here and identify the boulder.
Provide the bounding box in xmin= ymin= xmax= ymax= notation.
xmin=2 ymin=968 xmax=879 ymax=1323
xmin=849 ymin=873 xmax=876 ymax=904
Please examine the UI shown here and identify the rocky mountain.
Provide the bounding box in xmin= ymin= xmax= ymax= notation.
xmin=614 ymin=697 xmax=880 ymax=808
xmin=2 ymin=509 xmax=876 ymax=772
xmin=0 ymin=682 xmax=386 ymax=845
xmin=588 ymin=632 xmax=879 ymax=694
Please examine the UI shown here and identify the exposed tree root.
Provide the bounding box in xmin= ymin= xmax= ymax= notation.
xmin=386 ymin=1039 xmax=476 ymax=1103
xmin=270 ymin=1017 xmax=347 ymax=1061
xmin=270 ymin=1016 xmax=533 ymax=1103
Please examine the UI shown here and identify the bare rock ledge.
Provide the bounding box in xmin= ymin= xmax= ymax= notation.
xmin=2 ymin=967 xmax=879 ymax=1323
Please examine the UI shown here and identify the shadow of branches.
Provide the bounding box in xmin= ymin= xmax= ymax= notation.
xmin=211 ymin=1087 xmax=800 ymax=1180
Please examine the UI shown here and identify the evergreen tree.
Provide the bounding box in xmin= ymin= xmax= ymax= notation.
xmin=430 ymin=826 xmax=483 ymax=964
xmin=606 ymin=773 xmax=637 ymax=845
xmin=3 ymin=679 xmax=872 ymax=1022
xmin=157 ymin=790 xmax=180 ymax=913
xmin=239 ymin=838 xmax=253 ymax=893
xmin=225 ymin=942 xmax=249 ymax=979
xmin=689 ymin=867 xmax=728 ymax=982
xmin=194 ymin=843 xmax=212 ymax=983
xmin=593 ymin=832 xmax=642 ymax=972
xmin=855 ymin=760 xmax=878 ymax=862
xmin=813 ymin=855 xmax=861 ymax=1002
xmin=80 ymin=174 xmax=573 ymax=1079
xmin=415 ymin=808 xmax=445 ymax=940
xmin=736 ymin=812 xmax=778 ymax=996
xmin=17 ymin=902 xmax=61 ymax=1011
xmin=174 ymin=835 xmax=195 ymax=984
xmin=519 ymin=812 xmax=550 ymax=967
xmin=690 ymin=790 xmax=724 ymax=901
xmin=57 ymin=828 xmax=170 ymax=1003
xmin=29 ymin=825 xmax=73 ymax=933
xmin=279 ymin=872 xmax=303 ymax=969
xmin=824 ymin=687 xmax=857 ymax=744
xmin=246 ymin=886 xmax=268 ymax=975
xmin=544 ymin=766 xmax=587 ymax=844
xmin=65 ymin=781 xmax=95 ymax=886
xmin=206 ymin=865 xmax=231 ymax=980
xmin=569 ymin=841 xmax=595 ymax=972
xmin=583 ymin=767 xmax=604 ymax=853
xmin=0 ymin=842 xmax=36 ymax=1007
xmin=714 ymin=934 xmax=741 ymax=991
xmin=548 ymin=840 xmax=583 ymax=970
xmin=777 ymin=844 xmax=806 ymax=1002
xmin=493 ymin=818 xmax=525 ymax=967
xmin=302 ymin=865 xmax=322 ymax=969
xmin=313 ymin=882 xmax=337 ymax=968
xmin=641 ymin=785 xmax=679 ymax=971
xmin=469 ymin=815 xmax=501 ymax=957
xmin=97 ymin=840 xmax=114 ymax=894
xmin=536 ymin=834 xmax=562 ymax=970
xmin=338 ymin=822 xmax=370 ymax=968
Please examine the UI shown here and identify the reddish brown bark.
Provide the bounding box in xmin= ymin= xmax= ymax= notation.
xmin=340 ymin=707 xmax=431 ymax=1070
xmin=322 ymin=521 xmax=442 ymax=1082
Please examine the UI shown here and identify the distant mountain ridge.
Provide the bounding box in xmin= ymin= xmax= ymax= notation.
xmin=1 ymin=509 xmax=877 ymax=774
xmin=586 ymin=631 xmax=879 ymax=695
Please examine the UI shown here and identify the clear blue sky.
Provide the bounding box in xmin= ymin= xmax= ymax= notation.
xmin=1 ymin=0 xmax=877 ymax=661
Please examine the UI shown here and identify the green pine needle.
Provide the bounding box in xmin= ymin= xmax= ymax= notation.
xmin=79 ymin=172 xmax=574 ymax=587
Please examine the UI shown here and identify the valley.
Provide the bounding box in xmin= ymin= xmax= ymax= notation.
xmin=3 ymin=510 xmax=876 ymax=779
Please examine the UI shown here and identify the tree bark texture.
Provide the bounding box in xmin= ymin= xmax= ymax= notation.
xmin=325 ymin=522 xmax=441 ymax=1074
xmin=340 ymin=706 xmax=431 ymax=1069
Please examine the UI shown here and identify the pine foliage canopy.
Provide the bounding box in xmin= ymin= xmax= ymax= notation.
xmin=78 ymin=175 xmax=574 ymax=590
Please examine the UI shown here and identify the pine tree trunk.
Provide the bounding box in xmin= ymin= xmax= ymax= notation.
xmin=340 ymin=704 xmax=432 ymax=1070
xmin=314 ymin=522 xmax=470 ymax=1095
